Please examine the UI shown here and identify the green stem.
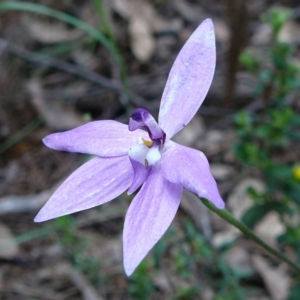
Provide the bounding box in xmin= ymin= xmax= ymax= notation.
xmin=201 ymin=198 xmax=300 ymax=274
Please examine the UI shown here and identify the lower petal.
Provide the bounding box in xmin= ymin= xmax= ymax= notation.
xmin=35 ymin=156 xmax=133 ymax=222
xmin=161 ymin=141 xmax=225 ymax=209
xmin=123 ymin=165 xmax=182 ymax=276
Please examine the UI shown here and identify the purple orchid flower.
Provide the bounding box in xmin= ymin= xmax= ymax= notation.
xmin=35 ymin=19 xmax=224 ymax=276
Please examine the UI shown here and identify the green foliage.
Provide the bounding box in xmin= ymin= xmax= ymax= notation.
xmin=241 ymin=204 xmax=271 ymax=228
xmin=235 ymin=6 xmax=300 ymax=188
xmin=261 ymin=8 xmax=292 ymax=37
xmin=129 ymin=260 xmax=156 ymax=299
xmin=236 ymin=7 xmax=300 ymax=299
xmin=172 ymin=285 xmax=200 ymax=300
xmin=6 ymin=2 xmax=299 ymax=298
xmin=239 ymin=50 xmax=260 ymax=73
xmin=54 ymin=216 xmax=103 ymax=287
xmin=288 ymin=282 xmax=300 ymax=300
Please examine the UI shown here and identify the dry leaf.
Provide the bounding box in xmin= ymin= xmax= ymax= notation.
xmin=0 ymin=224 xmax=19 ymax=259
xmin=253 ymin=255 xmax=291 ymax=300
xmin=210 ymin=164 xmax=234 ymax=181
xmin=129 ymin=17 xmax=155 ymax=62
xmin=181 ymin=191 xmax=212 ymax=239
xmin=23 ymin=16 xmax=82 ymax=43
xmin=251 ymin=23 xmax=273 ymax=46
xmin=212 ymin=229 xmax=241 ymax=247
xmin=227 ymin=178 xmax=266 ymax=219
xmin=254 ymin=212 xmax=285 ymax=247
xmin=279 ymin=21 xmax=300 ymax=45
xmin=212 ymin=178 xmax=266 ymax=247
xmin=112 ymin=0 xmax=179 ymax=62
xmin=27 ymin=79 xmax=84 ymax=130
xmin=0 ymin=181 xmax=62 ymax=215
xmin=71 ymin=49 xmax=99 ymax=70
xmin=226 ymin=244 xmax=253 ymax=274
xmin=173 ymin=0 xmax=204 ymax=22
xmin=173 ymin=115 xmax=205 ymax=146
xmin=214 ymin=19 xmax=230 ymax=44
xmin=196 ymin=130 xmax=227 ymax=156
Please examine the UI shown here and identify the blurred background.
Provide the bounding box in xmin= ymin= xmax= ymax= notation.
xmin=0 ymin=0 xmax=300 ymax=299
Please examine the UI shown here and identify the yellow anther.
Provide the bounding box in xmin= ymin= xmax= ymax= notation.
xmin=142 ymin=138 xmax=153 ymax=148
xmin=293 ymin=165 xmax=300 ymax=181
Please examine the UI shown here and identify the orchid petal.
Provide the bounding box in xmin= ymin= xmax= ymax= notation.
xmin=161 ymin=141 xmax=224 ymax=209
xmin=43 ymin=120 xmax=147 ymax=157
xmin=128 ymin=158 xmax=151 ymax=194
xmin=158 ymin=19 xmax=216 ymax=138
xmin=34 ymin=156 xmax=133 ymax=222
xmin=123 ymin=165 xmax=182 ymax=276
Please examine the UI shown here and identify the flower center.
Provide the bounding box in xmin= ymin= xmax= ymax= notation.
xmin=128 ymin=108 xmax=166 ymax=167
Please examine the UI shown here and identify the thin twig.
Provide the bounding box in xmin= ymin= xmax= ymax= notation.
xmin=37 ymin=263 xmax=104 ymax=300
xmin=0 ymin=37 xmax=147 ymax=109
xmin=0 ymin=37 xmax=121 ymax=92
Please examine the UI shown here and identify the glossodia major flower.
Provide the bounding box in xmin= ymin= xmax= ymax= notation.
xmin=35 ymin=19 xmax=225 ymax=276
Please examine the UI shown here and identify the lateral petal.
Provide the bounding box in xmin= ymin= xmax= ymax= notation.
xmin=123 ymin=165 xmax=182 ymax=276
xmin=43 ymin=120 xmax=147 ymax=157
xmin=34 ymin=156 xmax=133 ymax=222
xmin=158 ymin=19 xmax=216 ymax=138
xmin=161 ymin=141 xmax=225 ymax=209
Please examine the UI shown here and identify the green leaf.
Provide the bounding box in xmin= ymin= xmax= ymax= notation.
xmin=288 ymin=282 xmax=300 ymax=300
xmin=241 ymin=204 xmax=270 ymax=228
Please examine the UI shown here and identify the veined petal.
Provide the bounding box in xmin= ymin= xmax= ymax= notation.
xmin=34 ymin=156 xmax=133 ymax=222
xmin=43 ymin=120 xmax=147 ymax=157
xmin=123 ymin=165 xmax=182 ymax=276
xmin=161 ymin=141 xmax=224 ymax=209
xmin=158 ymin=19 xmax=216 ymax=138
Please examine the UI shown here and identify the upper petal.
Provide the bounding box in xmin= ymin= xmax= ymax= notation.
xmin=129 ymin=108 xmax=165 ymax=145
xmin=161 ymin=141 xmax=224 ymax=209
xmin=123 ymin=165 xmax=182 ymax=276
xmin=34 ymin=156 xmax=133 ymax=222
xmin=158 ymin=19 xmax=216 ymax=138
xmin=43 ymin=120 xmax=147 ymax=157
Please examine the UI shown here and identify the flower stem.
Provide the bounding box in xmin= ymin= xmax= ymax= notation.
xmin=200 ymin=198 xmax=300 ymax=275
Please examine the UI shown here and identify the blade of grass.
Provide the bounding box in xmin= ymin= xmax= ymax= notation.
xmin=91 ymin=0 xmax=130 ymax=112
xmin=0 ymin=1 xmax=131 ymax=113
xmin=0 ymin=117 xmax=43 ymax=155
xmin=16 ymin=227 xmax=52 ymax=244
xmin=37 ymin=39 xmax=86 ymax=57
xmin=0 ymin=2 xmax=114 ymax=56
